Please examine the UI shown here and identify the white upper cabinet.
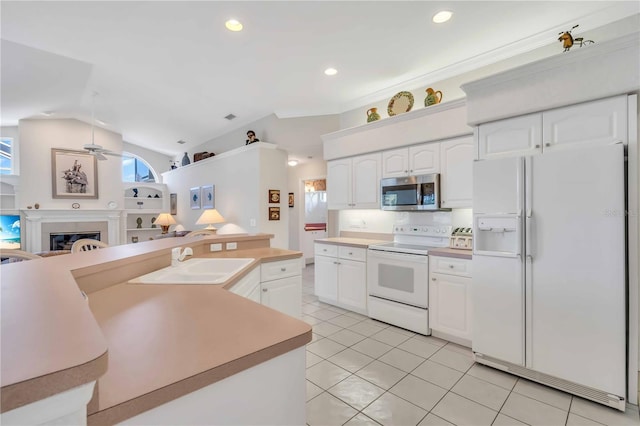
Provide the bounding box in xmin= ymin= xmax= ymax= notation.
xmin=478 ymin=96 xmax=628 ymax=160
xmin=381 ymin=149 xmax=409 ymax=178
xmin=327 ymin=153 xmax=381 ymax=209
xmin=440 ymin=136 xmax=474 ymax=208
xmin=478 ymin=114 xmax=542 ymax=160
xmin=542 ymin=96 xmax=627 ymax=152
xmin=382 ymin=143 xmax=440 ymax=178
xmin=410 ymin=143 xmax=440 ymax=175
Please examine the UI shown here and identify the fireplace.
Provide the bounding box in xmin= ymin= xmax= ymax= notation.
xmin=50 ymin=232 xmax=101 ymax=251
xmin=22 ymin=210 xmax=122 ymax=252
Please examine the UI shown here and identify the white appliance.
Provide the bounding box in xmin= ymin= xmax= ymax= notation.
xmin=472 ymin=143 xmax=626 ymax=410
xmin=368 ymin=225 xmax=451 ymax=334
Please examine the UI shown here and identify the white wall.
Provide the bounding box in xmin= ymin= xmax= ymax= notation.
xmin=162 ymin=144 xmax=289 ymax=249
xmin=122 ymin=142 xmax=172 ymax=183
xmin=18 ymin=119 xmax=123 ymax=210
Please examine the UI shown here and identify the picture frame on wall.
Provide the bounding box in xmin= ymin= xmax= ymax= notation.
xmin=201 ymin=185 xmax=215 ymax=209
xmin=51 ymin=148 xmax=99 ymax=199
xmin=288 ymin=192 xmax=294 ymax=208
xmin=170 ymin=193 xmax=177 ymax=215
xmin=269 ymin=207 xmax=280 ymax=221
xmin=268 ymin=189 xmax=280 ymax=203
xmin=190 ymin=187 xmax=201 ymax=209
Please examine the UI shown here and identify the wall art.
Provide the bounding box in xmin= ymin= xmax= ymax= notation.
xmin=201 ymin=185 xmax=215 ymax=209
xmin=288 ymin=192 xmax=294 ymax=208
xmin=269 ymin=207 xmax=280 ymax=221
xmin=190 ymin=187 xmax=201 ymax=209
xmin=51 ymin=148 xmax=98 ymax=199
xmin=269 ymin=189 xmax=280 ymax=203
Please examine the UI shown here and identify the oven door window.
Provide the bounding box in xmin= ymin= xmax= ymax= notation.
xmin=378 ymin=264 xmax=414 ymax=293
xmin=382 ymin=184 xmax=418 ymax=206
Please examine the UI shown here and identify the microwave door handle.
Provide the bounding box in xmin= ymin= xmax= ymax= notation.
xmin=416 ymin=184 xmax=422 ymax=206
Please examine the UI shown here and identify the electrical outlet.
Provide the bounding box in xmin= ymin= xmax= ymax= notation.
xmin=250 ymin=218 xmax=256 ymax=227
xmin=210 ymin=243 xmax=222 ymax=252
xmin=226 ymin=242 xmax=237 ymax=250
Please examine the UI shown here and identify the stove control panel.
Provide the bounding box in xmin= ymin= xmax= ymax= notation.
xmin=393 ymin=225 xmax=452 ymax=238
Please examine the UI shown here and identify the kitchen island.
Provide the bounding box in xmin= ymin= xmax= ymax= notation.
xmin=0 ymin=234 xmax=311 ymax=425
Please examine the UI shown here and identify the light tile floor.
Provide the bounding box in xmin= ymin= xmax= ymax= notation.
xmin=300 ymin=265 xmax=640 ymax=426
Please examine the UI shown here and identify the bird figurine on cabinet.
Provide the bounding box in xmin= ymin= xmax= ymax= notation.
xmin=558 ymin=25 xmax=594 ymax=52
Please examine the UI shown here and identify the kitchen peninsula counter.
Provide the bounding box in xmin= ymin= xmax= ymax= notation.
xmin=0 ymin=234 xmax=311 ymax=425
xmin=315 ymin=237 xmax=389 ymax=248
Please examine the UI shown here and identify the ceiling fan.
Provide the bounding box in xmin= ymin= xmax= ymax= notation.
xmin=82 ymin=92 xmax=121 ymax=161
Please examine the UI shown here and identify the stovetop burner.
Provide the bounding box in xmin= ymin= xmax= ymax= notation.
xmin=368 ymin=224 xmax=452 ymax=255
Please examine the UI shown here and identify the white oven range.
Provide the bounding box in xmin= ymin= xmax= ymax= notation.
xmin=367 ymin=225 xmax=451 ymax=335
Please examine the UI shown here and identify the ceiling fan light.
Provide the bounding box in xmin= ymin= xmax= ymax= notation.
xmin=324 ymin=68 xmax=338 ymax=76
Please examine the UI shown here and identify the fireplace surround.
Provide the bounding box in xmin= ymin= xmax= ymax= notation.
xmin=23 ymin=209 xmax=122 ymax=252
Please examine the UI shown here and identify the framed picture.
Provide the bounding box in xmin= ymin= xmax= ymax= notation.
xmin=51 ymin=148 xmax=98 ymax=199
xmin=190 ymin=187 xmax=201 ymax=209
xmin=170 ymin=193 xmax=177 ymax=215
xmin=269 ymin=207 xmax=280 ymax=221
xmin=288 ymin=192 xmax=294 ymax=208
xmin=268 ymin=189 xmax=280 ymax=203
xmin=201 ymin=185 xmax=215 ymax=209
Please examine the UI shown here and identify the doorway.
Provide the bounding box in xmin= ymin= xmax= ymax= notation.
xmin=300 ymin=179 xmax=327 ymax=264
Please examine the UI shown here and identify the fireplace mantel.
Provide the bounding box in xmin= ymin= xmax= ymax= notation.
xmin=22 ymin=209 xmax=123 ymax=252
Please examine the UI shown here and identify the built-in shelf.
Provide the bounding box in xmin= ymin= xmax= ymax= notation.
xmin=122 ymin=183 xmax=169 ymax=244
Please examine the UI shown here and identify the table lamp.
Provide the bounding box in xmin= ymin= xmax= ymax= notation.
xmin=155 ymin=213 xmax=176 ymax=234
xmin=196 ymin=209 xmax=225 ymax=232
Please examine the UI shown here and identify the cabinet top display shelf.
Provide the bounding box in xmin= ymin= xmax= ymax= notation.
xmin=321 ymin=99 xmax=472 ymax=161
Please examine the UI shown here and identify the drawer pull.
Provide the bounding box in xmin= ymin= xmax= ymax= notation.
xmin=432 ymin=278 xmax=436 ymax=281
xmin=449 ymin=265 xmax=454 ymax=268
xmin=280 ymin=267 xmax=286 ymax=272
xmin=348 ymin=252 xmax=353 ymax=255
xmin=262 ymin=288 xmax=268 ymax=292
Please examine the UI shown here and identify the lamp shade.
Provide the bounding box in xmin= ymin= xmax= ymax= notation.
xmin=196 ymin=209 xmax=225 ymax=231
xmin=155 ymin=213 xmax=176 ymax=234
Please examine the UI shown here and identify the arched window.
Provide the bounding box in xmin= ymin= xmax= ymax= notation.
xmin=122 ymin=153 xmax=157 ymax=182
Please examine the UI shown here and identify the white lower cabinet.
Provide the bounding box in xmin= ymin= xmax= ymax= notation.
xmin=260 ymin=258 xmax=302 ymax=318
xmin=429 ymin=256 xmax=472 ymax=346
xmin=314 ymin=243 xmax=367 ymax=315
xmin=230 ymin=260 xmax=302 ymax=318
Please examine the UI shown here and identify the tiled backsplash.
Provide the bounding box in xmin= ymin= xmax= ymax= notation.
xmin=338 ymin=209 xmax=472 ymax=234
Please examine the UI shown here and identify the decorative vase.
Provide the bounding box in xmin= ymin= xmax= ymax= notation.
xmin=181 ymin=152 xmax=190 ymax=166
xmin=424 ymin=88 xmax=443 ymax=106
xmin=366 ymin=107 xmax=381 ymax=123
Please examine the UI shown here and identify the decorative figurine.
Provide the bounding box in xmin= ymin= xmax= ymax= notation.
xmin=558 ymin=25 xmax=594 ymax=52
xmin=132 ymin=188 xmax=138 ymax=198
xmin=154 ymin=194 xmax=160 ymax=198
xmin=131 ymin=236 xmax=139 ymax=243
xmin=246 ymin=130 xmax=260 ymax=145
xmin=181 ymin=152 xmax=191 ymax=166
xmin=151 ymin=217 xmax=157 ymax=228
xmin=366 ymin=108 xmax=381 ymax=123
xmin=136 ymin=217 xmax=143 ymax=229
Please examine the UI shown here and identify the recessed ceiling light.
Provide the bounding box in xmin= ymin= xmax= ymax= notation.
xmin=225 ymin=19 xmax=243 ymax=32
xmin=288 ymin=160 xmax=299 ymax=167
xmin=324 ymin=68 xmax=338 ymax=76
xmin=432 ymin=10 xmax=452 ymax=23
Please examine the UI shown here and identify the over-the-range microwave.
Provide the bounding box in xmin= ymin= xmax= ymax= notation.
xmin=380 ymin=174 xmax=442 ymax=211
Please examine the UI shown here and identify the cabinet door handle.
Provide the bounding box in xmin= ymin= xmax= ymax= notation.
xmin=535 ymin=144 xmax=540 ymax=148
xmin=348 ymin=252 xmax=353 ymax=255
xmin=262 ymin=288 xmax=268 ymax=292
xmin=280 ymin=267 xmax=286 ymax=272
xmin=449 ymin=265 xmax=454 ymax=268
xmin=545 ymin=143 xmax=551 ymax=147
xmin=432 ymin=278 xmax=436 ymax=281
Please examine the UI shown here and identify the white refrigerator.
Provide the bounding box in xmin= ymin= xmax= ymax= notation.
xmin=472 ymin=143 xmax=626 ymax=410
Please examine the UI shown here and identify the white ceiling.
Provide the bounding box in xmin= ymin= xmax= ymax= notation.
xmin=1 ymin=1 xmax=638 ymax=157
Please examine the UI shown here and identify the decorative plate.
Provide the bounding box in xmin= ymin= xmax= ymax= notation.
xmin=107 ymin=201 xmax=118 ymax=209
xmin=387 ymin=91 xmax=414 ymax=116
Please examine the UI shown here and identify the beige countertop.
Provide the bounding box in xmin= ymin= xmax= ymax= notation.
xmin=315 ymin=237 xmax=389 ymax=248
xmin=1 ymin=234 xmax=311 ymax=424
xmin=428 ymin=247 xmax=473 ymax=260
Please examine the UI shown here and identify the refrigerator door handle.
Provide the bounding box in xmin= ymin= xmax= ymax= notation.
xmin=525 ymin=213 xmax=534 ymax=259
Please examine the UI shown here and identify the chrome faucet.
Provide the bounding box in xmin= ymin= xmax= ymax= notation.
xmin=171 ymin=247 xmax=193 ymax=266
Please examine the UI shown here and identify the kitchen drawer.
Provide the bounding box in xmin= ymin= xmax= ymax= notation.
xmin=338 ymin=246 xmax=367 ymax=262
xmin=430 ymin=256 xmax=472 ymax=277
xmin=315 ymin=243 xmax=338 ymax=257
xmin=261 ymin=258 xmax=301 ymax=282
